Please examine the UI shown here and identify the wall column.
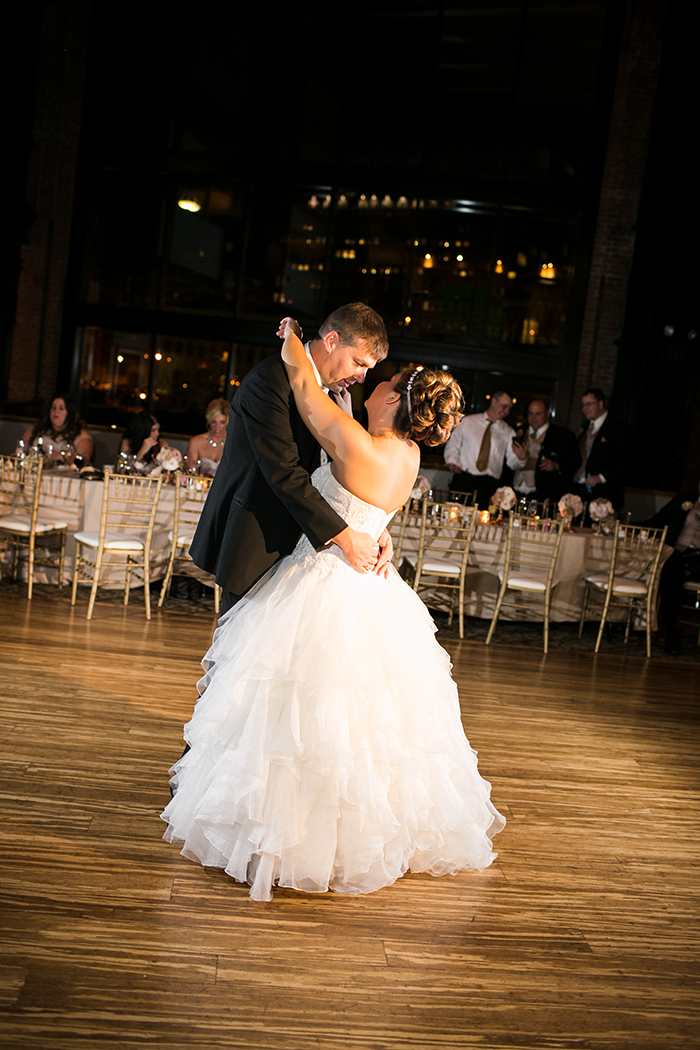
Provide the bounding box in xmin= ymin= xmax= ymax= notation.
xmin=7 ymin=0 xmax=89 ymax=413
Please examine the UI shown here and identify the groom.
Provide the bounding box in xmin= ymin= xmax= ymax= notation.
xmin=190 ymin=302 xmax=391 ymax=613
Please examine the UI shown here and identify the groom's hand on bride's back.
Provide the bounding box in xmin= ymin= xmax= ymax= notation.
xmin=331 ymin=527 xmax=381 ymax=574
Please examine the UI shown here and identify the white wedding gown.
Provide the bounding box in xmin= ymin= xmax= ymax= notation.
xmin=161 ymin=464 xmax=505 ymax=901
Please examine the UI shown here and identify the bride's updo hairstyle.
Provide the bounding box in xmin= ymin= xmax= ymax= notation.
xmin=393 ymin=367 xmax=463 ymax=446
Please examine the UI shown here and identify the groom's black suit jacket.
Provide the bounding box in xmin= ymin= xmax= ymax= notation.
xmin=190 ymin=354 xmax=346 ymax=597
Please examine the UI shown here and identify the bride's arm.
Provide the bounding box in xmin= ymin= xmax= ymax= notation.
xmin=278 ymin=318 xmax=373 ymax=465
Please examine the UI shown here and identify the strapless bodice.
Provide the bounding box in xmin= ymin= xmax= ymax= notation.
xmin=310 ymin=463 xmax=394 ymax=539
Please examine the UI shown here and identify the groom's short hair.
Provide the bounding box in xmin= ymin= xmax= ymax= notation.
xmin=319 ymin=303 xmax=389 ymax=360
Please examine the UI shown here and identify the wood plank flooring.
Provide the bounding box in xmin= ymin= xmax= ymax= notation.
xmin=0 ymin=590 xmax=698 ymax=1050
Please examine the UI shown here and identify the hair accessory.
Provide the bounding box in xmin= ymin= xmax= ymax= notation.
xmin=405 ymin=366 xmax=423 ymax=421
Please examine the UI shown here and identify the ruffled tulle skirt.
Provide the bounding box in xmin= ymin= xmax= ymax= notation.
xmin=161 ymin=548 xmax=504 ymax=901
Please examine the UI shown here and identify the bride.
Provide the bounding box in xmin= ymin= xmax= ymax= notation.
xmin=161 ymin=318 xmax=505 ymax=901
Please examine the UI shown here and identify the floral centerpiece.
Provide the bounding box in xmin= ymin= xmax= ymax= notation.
xmin=150 ymin=446 xmax=183 ymax=480
xmin=588 ymin=497 xmax=616 ymax=534
xmin=492 ymin=486 xmax=516 ymax=510
xmin=410 ymin=475 xmax=432 ymax=500
xmin=558 ymin=492 xmax=584 ymax=530
xmin=491 ymin=485 xmax=516 ymax=522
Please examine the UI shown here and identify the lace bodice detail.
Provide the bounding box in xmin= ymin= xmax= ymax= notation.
xmin=291 ymin=464 xmax=394 ymax=565
xmin=316 ymin=464 xmax=394 ymax=535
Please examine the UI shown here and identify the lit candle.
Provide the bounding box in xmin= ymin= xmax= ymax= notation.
xmin=480 ymin=510 xmax=490 ymax=525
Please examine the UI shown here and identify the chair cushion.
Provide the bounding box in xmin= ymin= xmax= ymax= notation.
xmin=167 ymin=528 xmax=196 ymax=545
xmin=421 ymin=559 xmax=461 ymax=576
xmin=586 ymin=573 xmax=648 ymax=596
xmin=0 ymin=514 xmax=68 ymax=533
xmin=499 ymin=570 xmax=559 ymax=591
xmin=74 ymin=530 xmax=144 ymax=551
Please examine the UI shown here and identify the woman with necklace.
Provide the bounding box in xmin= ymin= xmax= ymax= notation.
xmin=185 ymin=399 xmax=229 ymax=476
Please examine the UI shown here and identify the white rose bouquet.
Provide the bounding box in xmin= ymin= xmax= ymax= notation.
xmin=558 ymin=493 xmax=584 ymax=518
xmin=589 ymin=498 xmax=614 ymax=522
xmin=410 ymin=475 xmax=432 ymax=499
xmin=588 ymin=497 xmax=616 ymax=533
xmin=155 ymin=447 xmax=183 ymax=472
xmin=492 ymin=486 xmax=516 ymax=510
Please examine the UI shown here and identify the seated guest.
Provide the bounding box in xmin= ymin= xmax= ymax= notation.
xmin=444 ymin=390 xmax=522 ymax=509
xmin=120 ymin=411 xmax=169 ymax=470
xmin=511 ymin=398 xmax=578 ymax=505
xmin=184 ymin=398 xmax=229 ymax=476
xmin=571 ymin=388 xmax=631 ymax=510
xmin=18 ymin=393 xmax=94 ymax=464
xmin=640 ymin=483 xmax=700 ymax=654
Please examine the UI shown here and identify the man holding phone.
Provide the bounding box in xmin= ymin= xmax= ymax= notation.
xmin=511 ymin=398 xmax=578 ymax=504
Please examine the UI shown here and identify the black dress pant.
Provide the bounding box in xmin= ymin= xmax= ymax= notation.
xmin=449 ymin=471 xmax=499 ymax=510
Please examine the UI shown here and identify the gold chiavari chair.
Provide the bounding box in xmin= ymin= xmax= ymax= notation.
xmin=486 ymin=513 xmax=564 ymax=654
xmin=578 ymin=523 xmax=668 ymax=658
xmin=0 ymin=454 xmax=68 ymax=599
xmin=405 ymin=499 xmax=479 ymax=639
xmin=71 ymin=470 xmax=164 ymax=620
xmin=387 ymin=497 xmax=415 ymax=567
xmin=158 ymin=473 xmax=220 ymax=612
xmin=431 ymin=488 xmax=478 ymax=507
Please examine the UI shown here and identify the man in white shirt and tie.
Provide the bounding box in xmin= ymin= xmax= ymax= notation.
xmin=443 ymin=390 xmax=522 ymax=508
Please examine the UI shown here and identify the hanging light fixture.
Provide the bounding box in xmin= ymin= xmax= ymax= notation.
xmin=177 ymin=195 xmax=202 ymax=213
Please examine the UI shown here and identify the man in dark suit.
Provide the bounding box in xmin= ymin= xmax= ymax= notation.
xmin=511 ymin=398 xmax=579 ymax=505
xmin=640 ymin=485 xmax=700 ymax=653
xmin=571 ymin=388 xmax=631 ymax=509
xmin=190 ymin=303 xmax=391 ymax=613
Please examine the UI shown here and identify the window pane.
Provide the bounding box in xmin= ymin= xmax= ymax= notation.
xmin=239 ymin=187 xmax=330 ymax=321
xmin=404 ymin=203 xmax=498 ymax=342
xmin=78 ymin=327 xmax=153 ymax=424
xmin=150 ymin=336 xmax=231 ymax=433
xmin=492 ymin=211 xmax=574 ymax=346
xmin=161 ymin=187 xmax=242 ymax=314
xmin=77 ymin=327 xmax=234 ymax=434
xmin=84 ymin=172 xmax=164 ymax=309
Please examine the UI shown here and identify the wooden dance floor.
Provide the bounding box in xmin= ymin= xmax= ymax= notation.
xmin=0 ymin=590 xmax=698 ymax=1049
